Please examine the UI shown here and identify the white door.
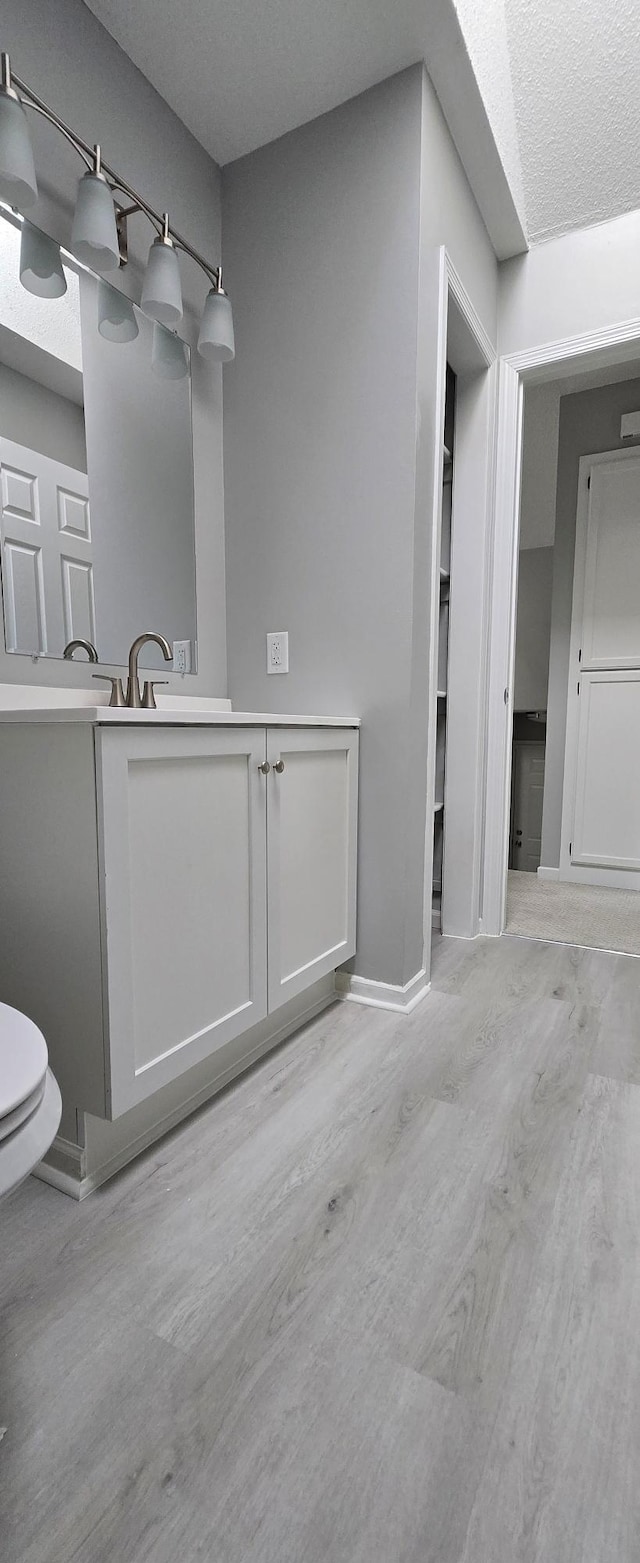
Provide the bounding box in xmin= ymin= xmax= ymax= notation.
xmin=0 ymin=435 xmax=92 ymax=657
xmin=561 ymin=450 xmax=640 ymax=887
xmin=266 ymin=727 xmax=358 ymax=1011
xmin=96 ymin=726 xmax=268 ymax=1117
xmin=510 ymin=741 xmax=545 ymax=872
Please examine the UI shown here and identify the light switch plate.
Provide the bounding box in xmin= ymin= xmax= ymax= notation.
xmin=267 ymin=631 xmax=289 ymax=674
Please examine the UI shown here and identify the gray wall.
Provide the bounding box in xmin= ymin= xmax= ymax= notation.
xmin=519 ymin=383 xmax=560 ymax=550
xmin=0 ymin=0 xmax=225 ymax=694
xmin=514 ymin=547 xmax=554 ymax=711
xmin=0 ymin=361 xmax=86 ymax=470
xmin=222 ymin=64 xmax=497 ymax=985
xmin=541 ymin=377 xmax=640 ymax=866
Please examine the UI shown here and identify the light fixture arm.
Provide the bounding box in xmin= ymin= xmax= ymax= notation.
xmin=4 ymin=53 xmax=222 ymax=290
xmin=2 ymin=53 xmax=94 ymax=170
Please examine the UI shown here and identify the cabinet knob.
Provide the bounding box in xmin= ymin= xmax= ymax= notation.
xmin=258 ymin=760 xmax=271 ymax=774
xmin=274 ymin=759 xmax=285 ymax=774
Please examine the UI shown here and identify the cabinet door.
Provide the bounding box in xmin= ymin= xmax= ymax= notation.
xmin=96 ymin=726 xmax=268 ymax=1117
xmin=266 ymin=727 xmax=358 ymax=1011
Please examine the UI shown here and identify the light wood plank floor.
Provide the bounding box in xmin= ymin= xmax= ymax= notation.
xmin=2 ymin=933 xmax=640 ymax=1561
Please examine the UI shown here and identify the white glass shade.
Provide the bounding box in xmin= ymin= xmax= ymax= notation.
xmin=197 ymin=287 xmax=235 ymax=362
xmin=141 ymin=237 xmax=183 ymax=327
xmin=151 ymin=321 xmax=189 ymax=380
xmin=19 ymin=220 xmax=67 ymax=298
xmin=0 ymin=90 xmax=38 ymax=210
xmin=97 ymin=279 xmax=139 ymax=342
xmin=71 ymin=171 xmax=120 ymax=273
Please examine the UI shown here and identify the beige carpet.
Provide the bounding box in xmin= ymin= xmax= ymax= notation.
xmin=506 ymin=870 xmax=640 ymax=957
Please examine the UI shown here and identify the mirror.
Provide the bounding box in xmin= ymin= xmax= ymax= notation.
xmin=0 ymin=208 xmax=197 ymax=671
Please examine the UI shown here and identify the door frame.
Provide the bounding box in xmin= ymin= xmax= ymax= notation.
xmin=423 ymin=249 xmax=496 ymax=956
xmin=482 ymin=316 xmax=640 ymax=933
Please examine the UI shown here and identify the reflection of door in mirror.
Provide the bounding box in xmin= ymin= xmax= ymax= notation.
xmin=0 ymin=435 xmax=92 ymax=656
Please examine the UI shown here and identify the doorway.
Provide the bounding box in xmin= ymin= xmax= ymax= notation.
xmin=494 ymin=357 xmax=640 ymax=955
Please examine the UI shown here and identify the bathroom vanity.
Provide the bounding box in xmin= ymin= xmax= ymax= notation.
xmin=0 ymin=706 xmax=358 ymax=1136
xmin=0 ymin=120 xmax=362 ymax=1198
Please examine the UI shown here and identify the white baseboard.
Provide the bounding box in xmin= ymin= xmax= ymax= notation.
xmin=537 ymin=866 xmax=560 ymax=881
xmin=34 ymin=1136 xmax=85 ymax=1200
xmin=336 ymin=967 xmax=430 ymax=1014
xmin=33 ymin=985 xmax=337 ymax=1200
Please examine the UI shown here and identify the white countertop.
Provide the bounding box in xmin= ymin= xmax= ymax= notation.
xmin=0 ymin=705 xmax=359 ymax=727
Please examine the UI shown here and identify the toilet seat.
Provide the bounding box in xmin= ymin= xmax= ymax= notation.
xmin=0 ymin=1075 xmax=47 ymax=1142
xmin=0 ymin=1001 xmax=48 ymax=1120
xmin=0 ymin=1003 xmax=61 ymax=1199
xmin=0 ymin=1068 xmax=62 ymax=1199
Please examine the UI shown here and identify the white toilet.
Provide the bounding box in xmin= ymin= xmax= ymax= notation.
xmin=0 ymin=1001 xmax=62 ymax=1200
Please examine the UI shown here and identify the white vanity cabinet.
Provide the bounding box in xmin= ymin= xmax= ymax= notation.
xmin=97 ymin=725 xmax=270 ymax=1114
xmin=266 ymin=727 xmax=358 ymax=1011
xmin=0 ymin=716 xmax=358 ymax=1122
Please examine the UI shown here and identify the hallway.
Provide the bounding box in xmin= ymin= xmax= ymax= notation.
xmin=2 ymin=932 xmax=640 ymax=1561
xmin=506 ymin=868 xmax=640 ymax=957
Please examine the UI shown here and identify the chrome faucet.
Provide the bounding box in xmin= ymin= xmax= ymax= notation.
xmin=126 ymin=633 xmax=173 ymax=709
xmin=63 ymin=638 xmax=98 ymax=662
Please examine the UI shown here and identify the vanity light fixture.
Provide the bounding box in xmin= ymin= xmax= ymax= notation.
xmin=19 ymin=218 xmax=66 ymax=297
xmin=151 ymin=321 xmax=189 ymax=380
xmin=0 ymin=50 xmax=235 ymax=361
xmin=198 ymin=268 xmax=235 ymax=362
xmin=0 ymin=53 xmax=37 ymax=209
xmin=141 ymin=214 xmax=183 ymax=327
xmin=71 ymin=146 xmax=120 ymax=273
xmin=97 ymin=278 xmax=139 ymax=343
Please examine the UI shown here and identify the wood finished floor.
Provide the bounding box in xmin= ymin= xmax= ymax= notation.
xmin=2 ymin=932 xmax=640 ymax=1561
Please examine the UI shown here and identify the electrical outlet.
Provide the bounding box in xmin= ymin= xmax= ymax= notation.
xmin=267 ymin=630 xmax=289 ymax=674
xmin=172 ymin=639 xmax=192 ymax=674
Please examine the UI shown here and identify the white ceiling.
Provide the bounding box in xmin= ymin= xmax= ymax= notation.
xmin=83 ymin=0 xmax=526 ymax=258
xmin=86 ymin=0 xmax=431 ymax=166
xmin=85 ymin=0 xmax=640 ymax=253
xmin=505 ymin=0 xmax=640 ymax=243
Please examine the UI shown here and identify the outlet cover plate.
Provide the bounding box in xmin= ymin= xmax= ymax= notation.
xmin=172 ymin=639 xmax=192 ymax=674
xmin=267 ymin=630 xmax=289 ymax=674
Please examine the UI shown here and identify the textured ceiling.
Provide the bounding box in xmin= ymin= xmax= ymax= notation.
xmin=505 ymin=0 xmax=640 ymax=242
xmin=451 ymin=0 xmax=524 ymax=222
xmin=86 ymin=0 xmax=424 ymax=167
xmin=83 ymin=0 xmax=527 ymax=257
xmin=84 ymin=0 xmax=640 ymax=251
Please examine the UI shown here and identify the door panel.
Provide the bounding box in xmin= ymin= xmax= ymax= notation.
xmin=2 ymin=539 xmax=46 ymax=653
xmin=61 ymin=556 xmax=95 ymax=646
xmin=0 ymin=435 xmax=91 ymax=656
xmin=582 ymin=458 xmax=640 ymax=668
xmin=571 ymin=671 xmax=640 ymax=871
xmin=96 ymin=727 xmax=268 ymax=1117
xmin=266 ymin=728 xmax=358 ymax=1011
